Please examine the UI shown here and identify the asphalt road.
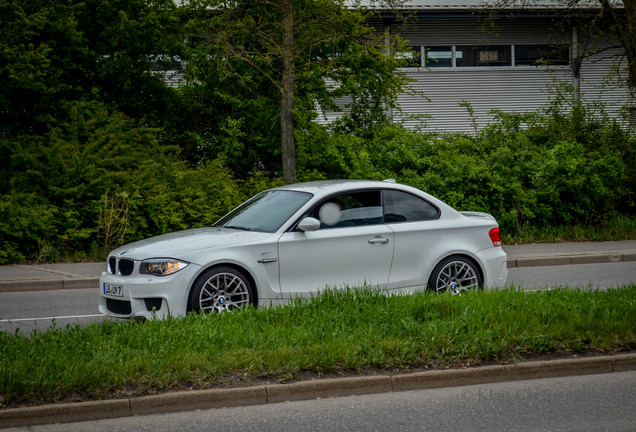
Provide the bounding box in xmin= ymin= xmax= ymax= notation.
xmin=6 ymin=371 xmax=635 ymax=432
xmin=505 ymin=260 xmax=636 ymax=290
xmin=1 ymin=261 xmax=635 ymax=333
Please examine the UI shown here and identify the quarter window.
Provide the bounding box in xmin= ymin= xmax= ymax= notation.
xmin=383 ymin=190 xmax=439 ymax=222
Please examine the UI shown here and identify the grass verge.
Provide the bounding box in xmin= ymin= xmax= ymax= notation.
xmin=1 ymin=286 xmax=635 ymax=408
xmin=503 ymin=215 xmax=636 ymax=244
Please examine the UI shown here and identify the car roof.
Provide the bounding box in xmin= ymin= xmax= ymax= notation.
xmin=273 ymin=179 xmax=402 ymax=195
xmin=271 ymin=179 xmax=445 ymax=204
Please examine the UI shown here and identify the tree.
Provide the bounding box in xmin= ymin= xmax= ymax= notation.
xmin=185 ymin=0 xmax=410 ymax=183
xmin=0 ymin=0 xmax=91 ymax=137
xmin=78 ymin=0 xmax=185 ymax=127
xmin=598 ymin=0 xmax=635 ymax=91
xmin=0 ymin=0 xmax=185 ymax=140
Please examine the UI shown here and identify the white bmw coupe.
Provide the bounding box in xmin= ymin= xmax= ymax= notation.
xmin=99 ymin=180 xmax=507 ymax=319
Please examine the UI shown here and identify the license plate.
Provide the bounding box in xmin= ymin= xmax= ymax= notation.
xmin=103 ymin=282 xmax=123 ymax=297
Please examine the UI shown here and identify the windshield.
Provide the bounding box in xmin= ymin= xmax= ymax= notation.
xmin=213 ymin=190 xmax=312 ymax=233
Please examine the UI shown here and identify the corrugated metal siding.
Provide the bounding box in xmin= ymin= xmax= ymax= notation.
xmin=579 ymin=47 xmax=632 ymax=122
xmin=395 ymin=67 xmax=571 ymax=132
xmin=397 ymin=17 xmax=569 ymax=45
xmin=317 ymin=15 xmax=633 ymax=132
xmin=365 ymin=17 xmax=386 ymax=32
xmin=315 ymin=95 xmax=353 ymax=124
xmin=158 ymin=70 xmax=184 ymax=88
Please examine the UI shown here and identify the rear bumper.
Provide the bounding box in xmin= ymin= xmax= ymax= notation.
xmin=476 ymin=247 xmax=508 ymax=288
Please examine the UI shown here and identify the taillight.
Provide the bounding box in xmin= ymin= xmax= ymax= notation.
xmin=489 ymin=227 xmax=502 ymax=247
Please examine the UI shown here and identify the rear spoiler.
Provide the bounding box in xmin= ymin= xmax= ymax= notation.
xmin=459 ymin=211 xmax=496 ymax=221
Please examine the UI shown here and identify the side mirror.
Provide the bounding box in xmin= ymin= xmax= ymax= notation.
xmin=297 ymin=217 xmax=321 ymax=232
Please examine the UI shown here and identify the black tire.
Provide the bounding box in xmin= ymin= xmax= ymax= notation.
xmin=188 ymin=266 xmax=255 ymax=313
xmin=427 ymin=256 xmax=482 ymax=294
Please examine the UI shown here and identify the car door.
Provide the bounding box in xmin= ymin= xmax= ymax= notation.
xmin=277 ymin=190 xmax=394 ymax=298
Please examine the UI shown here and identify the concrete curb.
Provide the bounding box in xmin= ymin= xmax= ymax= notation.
xmin=0 ymin=278 xmax=99 ymax=293
xmin=506 ymin=252 xmax=636 ymax=268
xmin=2 ymin=353 xmax=634 ymax=429
xmin=1 ymin=252 xmax=634 ymax=293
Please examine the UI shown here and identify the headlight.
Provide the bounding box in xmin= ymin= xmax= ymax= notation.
xmin=140 ymin=259 xmax=189 ymax=276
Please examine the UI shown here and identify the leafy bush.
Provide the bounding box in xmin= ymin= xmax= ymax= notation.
xmin=296 ymin=103 xmax=635 ymax=237
xmin=1 ymin=99 xmax=634 ymax=263
xmin=0 ymin=192 xmax=58 ymax=263
xmin=0 ymin=101 xmax=279 ymax=264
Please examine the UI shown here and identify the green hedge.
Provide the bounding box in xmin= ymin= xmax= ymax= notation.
xmin=1 ymin=102 xmax=634 ymax=264
xmin=297 ymin=106 xmax=635 ymax=236
xmin=0 ymin=101 xmax=281 ymax=264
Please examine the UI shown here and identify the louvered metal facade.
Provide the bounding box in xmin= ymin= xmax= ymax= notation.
xmin=319 ymin=14 xmax=633 ymax=132
xmin=580 ymin=47 xmax=631 ymax=121
xmin=397 ymin=17 xmax=569 ymax=45
xmin=394 ymin=67 xmax=571 ymax=132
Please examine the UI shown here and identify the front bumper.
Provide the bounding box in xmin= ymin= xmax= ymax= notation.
xmin=98 ymin=262 xmax=201 ymax=319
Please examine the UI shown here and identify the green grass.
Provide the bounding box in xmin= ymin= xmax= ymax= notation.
xmin=1 ymin=286 xmax=635 ymax=407
xmin=503 ymin=215 xmax=636 ymax=244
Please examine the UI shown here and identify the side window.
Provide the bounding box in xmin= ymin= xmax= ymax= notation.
xmin=383 ymin=190 xmax=439 ymax=223
xmin=311 ymin=190 xmax=383 ymax=229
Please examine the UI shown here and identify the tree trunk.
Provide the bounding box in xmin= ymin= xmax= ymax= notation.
xmin=280 ymin=0 xmax=296 ymax=184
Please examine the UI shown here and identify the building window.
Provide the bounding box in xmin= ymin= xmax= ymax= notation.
xmin=514 ymin=44 xmax=569 ymax=66
xmin=456 ymin=45 xmax=512 ymax=67
xmin=415 ymin=44 xmax=570 ymax=69
xmin=397 ymin=46 xmax=422 ymax=68
xmin=424 ymin=46 xmax=453 ymax=67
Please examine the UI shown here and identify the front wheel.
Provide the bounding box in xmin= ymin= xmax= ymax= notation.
xmin=188 ymin=266 xmax=254 ymax=313
xmin=427 ymin=256 xmax=482 ymax=294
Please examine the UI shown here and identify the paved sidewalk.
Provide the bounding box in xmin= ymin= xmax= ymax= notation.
xmin=504 ymin=240 xmax=636 ymax=267
xmin=0 ymin=240 xmax=635 ymax=293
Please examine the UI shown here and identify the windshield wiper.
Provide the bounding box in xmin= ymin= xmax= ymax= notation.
xmin=224 ymin=225 xmax=253 ymax=231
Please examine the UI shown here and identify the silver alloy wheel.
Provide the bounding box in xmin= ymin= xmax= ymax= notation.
xmin=199 ymin=272 xmax=251 ymax=312
xmin=432 ymin=260 xmax=480 ymax=294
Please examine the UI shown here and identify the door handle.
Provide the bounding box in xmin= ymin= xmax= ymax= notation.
xmin=368 ymin=237 xmax=389 ymax=245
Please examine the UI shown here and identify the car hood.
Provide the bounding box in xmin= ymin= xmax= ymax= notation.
xmin=110 ymin=227 xmax=274 ymax=261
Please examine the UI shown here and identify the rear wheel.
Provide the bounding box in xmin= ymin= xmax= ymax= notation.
xmin=427 ymin=256 xmax=482 ymax=294
xmin=189 ymin=266 xmax=254 ymax=313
